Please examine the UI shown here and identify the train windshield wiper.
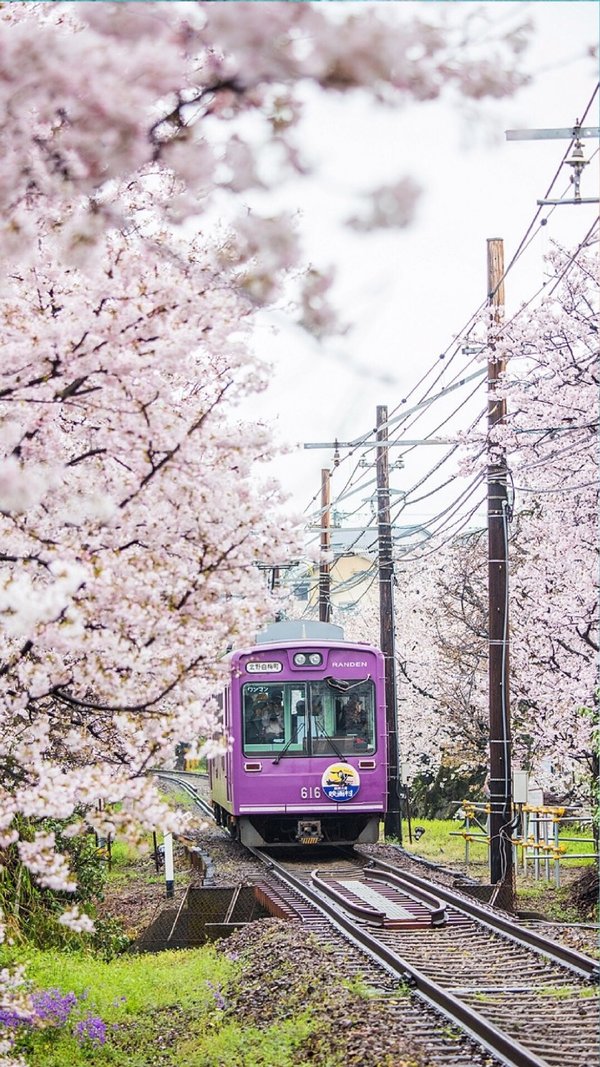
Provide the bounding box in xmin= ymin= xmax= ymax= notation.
xmin=272 ymin=734 xmax=296 ymax=765
xmin=273 ymin=722 xmax=306 ymax=765
xmin=314 ymin=724 xmax=344 ymax=760
xmin=325 ymin=675 xmax=371 ymax=691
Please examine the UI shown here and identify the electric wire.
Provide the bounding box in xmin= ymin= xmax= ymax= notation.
xmin=301 ymin=86 xmax=599 ymax=514
xmin=296 ymin=91 xmax=599 ymax=612
xmin=514 ymin=479 xmax=598 ymax=495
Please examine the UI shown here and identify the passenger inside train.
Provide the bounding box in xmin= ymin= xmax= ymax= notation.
xmin=337 ymin=696 xmax=371 ymax=743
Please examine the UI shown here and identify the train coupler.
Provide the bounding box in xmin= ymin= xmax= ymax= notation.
xmin=296 ymin=820 xmax=323 ymax=845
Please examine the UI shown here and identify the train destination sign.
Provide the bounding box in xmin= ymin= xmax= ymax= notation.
xmin=245 ymin=661 xmax=283 ymax=673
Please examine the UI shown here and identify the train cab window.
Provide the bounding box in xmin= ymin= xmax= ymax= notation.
xmin=334 ymin=688 xmax=375 ymax=753
xmin=311 ymin=680 xmax=376 ymax=756
xmin=242 ymin=680 xmax=376 ymax=757
xmin=243 ymin=684 xmax=306 ymax=754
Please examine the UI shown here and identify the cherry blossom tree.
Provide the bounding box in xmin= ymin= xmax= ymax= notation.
xmin=396 ymin=536 xmax=488 ymax=779
xmin=346 ymin=244 xmax=598 ymax=814
xmin=0 ymin=0 xmax=531 ymax=876
xmin=494 ymin=243 xmax=598 ymax=802
xmin=0 ymin=4 xmax=534 ymax=1048
xmin=415 ymin=244 xmax=597 ymax=807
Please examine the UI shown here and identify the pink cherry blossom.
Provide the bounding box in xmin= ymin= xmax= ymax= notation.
xmin=0 ymin=0 xmax=531 ymax=1028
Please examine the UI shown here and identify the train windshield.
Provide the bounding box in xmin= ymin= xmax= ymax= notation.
xmin=242 ymin=680 xmax=376 ymax=757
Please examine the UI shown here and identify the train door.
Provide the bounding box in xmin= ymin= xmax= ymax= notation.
xmin=223 ymin=686 xmax=232 ymax=804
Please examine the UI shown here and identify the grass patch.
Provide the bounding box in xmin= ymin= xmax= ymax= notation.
xmin=515 ymin=882 xmax=590 ymax=923
xmin=163 ymin=785 xmax=202 ymax=809
xmin=2 ymin=945 xmax=238 ymax=1066
xmin=104 ymin=840 xmax=149 ymax=885
xmin=176 ymin=1011 xmax=316 ymax=1067
xmin=400 ymin=818 xmax=596 ymax=871
xmin=105 ymin=836 xmax=173 ymax=889
xmin=401 ymin=818 xmax=489 ymax=867
xmin=0 ymin=941 xmax=334 ymax=1067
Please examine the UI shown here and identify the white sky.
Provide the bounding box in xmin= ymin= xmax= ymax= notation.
xmin=240 ymin=1 xmax=599 ymax=542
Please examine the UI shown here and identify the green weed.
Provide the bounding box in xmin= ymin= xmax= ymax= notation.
xmin=177 ymin=1011 xmax=317 ymax=1067
xmin=401 ymin=818 xmax=596 ymax=870
xmin=2 ymin=945 xmax=238 ymax=1066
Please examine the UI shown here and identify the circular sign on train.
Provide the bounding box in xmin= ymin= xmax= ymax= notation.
xmin=321 ymin=763 xmax=360 ymax=802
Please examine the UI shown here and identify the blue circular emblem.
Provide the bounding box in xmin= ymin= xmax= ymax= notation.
xmin=321 ymin=762 xmax=361 ymax=802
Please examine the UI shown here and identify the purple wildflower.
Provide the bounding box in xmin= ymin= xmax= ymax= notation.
xmin=75 ymin=1015 xmax=107 ymax=1046
xmin=31 ymin=989 xmax=77 ymax=1026
xmin=205 ymin=980 xmax=227 ymax=1010
xmin=0 ymin=1007 xmax=32 ymax=1029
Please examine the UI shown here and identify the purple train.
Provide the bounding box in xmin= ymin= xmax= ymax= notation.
xmin=208 ymin=620 xmax=388 ymax=846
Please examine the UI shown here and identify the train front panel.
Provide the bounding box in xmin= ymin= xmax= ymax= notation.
xmin=222 ymin=640 xmax=387 ymax=846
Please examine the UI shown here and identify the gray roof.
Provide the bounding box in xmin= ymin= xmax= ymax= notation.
xmin=255 ymin=620 xmax=345 ymax=644
xmin=329 ymin=525 xmax=429 ymax=557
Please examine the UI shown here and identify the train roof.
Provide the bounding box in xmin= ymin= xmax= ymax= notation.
xmin=255 ymin=620 xmax=344 ymax=644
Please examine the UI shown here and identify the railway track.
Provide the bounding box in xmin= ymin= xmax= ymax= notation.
xmin=154 ymin=769 xmax=214 ymax=820
xmin=156 ymin=770 xmax=599 ymax=1067
xmin=250 ymin=848 xmax=598 ymax=1067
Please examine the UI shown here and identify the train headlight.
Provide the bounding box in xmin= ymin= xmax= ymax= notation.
xmin=293 ymin=652 xmax=323 ymax=667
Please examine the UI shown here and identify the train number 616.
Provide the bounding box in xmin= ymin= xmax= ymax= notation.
xmin=300 ymin=786 xmax=321 ymax=799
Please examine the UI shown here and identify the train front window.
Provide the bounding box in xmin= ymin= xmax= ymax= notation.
xmin=243 ymin=683 xmax=306 ymax=753
xmin=311 ymin=679 xmax=376 ymax=756
xmin=242 ymin=680 xmax=375 ymax=756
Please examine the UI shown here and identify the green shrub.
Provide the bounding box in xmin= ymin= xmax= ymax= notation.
xmin=408 ymin=764 xmax=486 ymax=819
xmin=0 ymin=816 xmax=109 ymax=949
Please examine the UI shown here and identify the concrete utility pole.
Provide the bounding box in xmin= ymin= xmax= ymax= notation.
xmin=319 ymin=468 xmax=331 ymax=623
xmin=486 ymin=239 xmax=513 ymax=892
xmin=376 ymin=406 xmax=402 ymax=842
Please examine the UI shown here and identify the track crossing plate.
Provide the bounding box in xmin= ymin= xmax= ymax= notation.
xmin=339 ymin=880 xmax=414 ymax=920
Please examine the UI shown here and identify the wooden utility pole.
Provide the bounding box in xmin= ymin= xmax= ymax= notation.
xmin=377 ymin=406 xmax=401 ymax=841
xmin=319 ymin=468 xmax=331 ymax=623
xmin=487 ymin=238 xmax=513 ymax=891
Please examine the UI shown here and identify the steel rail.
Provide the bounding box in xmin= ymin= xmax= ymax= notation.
xmin=248 ymin=846 xmax=550 ymax=1067
xmin=368 ymin=855 xmax=600 ymax=982
xmin=368 ymin=868 xmax=447 ymax=926
xmin=312 ymin=867 xmax=447 ymax=927
xmin=146 ymin=785 xmax=596 ymax=1064
xmin=311 ymin=869 xmax=388 ymax=925
xmin=153 ymin=770 xmax=215 ymax=821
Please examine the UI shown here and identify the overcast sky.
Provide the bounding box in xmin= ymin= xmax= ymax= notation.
xmin=240 ymin=1 xmax=599 ymax=539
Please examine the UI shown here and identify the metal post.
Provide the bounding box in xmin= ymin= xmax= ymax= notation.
xmin=319 ymin=468 xmax=331 ymax=623
xmin=377 ymin=406 xmax=401 ymax=841
xmin=164 ymin=832 xmax=174 ymax=898
xmin=405 ymin=781 xmax=413 ymax=844
xmin=533 ymin=814 xmax=540 ymax=881
xmin=486 ymin=239 xmax=513 ymax=893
